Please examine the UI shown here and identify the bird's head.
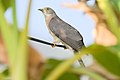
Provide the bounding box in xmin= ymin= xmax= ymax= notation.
xmin=38 ymin=7 xmax=56 ymax=17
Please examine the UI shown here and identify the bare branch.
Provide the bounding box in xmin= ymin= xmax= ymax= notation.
xmin=29 ymin=37 xmax=67 ymax=49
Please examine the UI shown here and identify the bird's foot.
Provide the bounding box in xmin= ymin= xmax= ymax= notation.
xmin=64 ymin=46 xmax=67 ymax=50
xmin=51 ymin=42 xmax=56 ymax=48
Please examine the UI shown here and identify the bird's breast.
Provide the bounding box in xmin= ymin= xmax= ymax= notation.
xmin=45 ymin=15 xmax=54 ymax=27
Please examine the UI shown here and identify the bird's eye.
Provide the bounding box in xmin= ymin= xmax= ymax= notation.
xmin=46 ymin=8 xmax=49 ymax=10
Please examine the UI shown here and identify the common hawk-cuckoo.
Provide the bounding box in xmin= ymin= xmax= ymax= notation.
xmin=38 ymin=7 xmax=85 ymax=66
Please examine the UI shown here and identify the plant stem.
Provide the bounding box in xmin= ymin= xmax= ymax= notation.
xmin=70 ymin=68 xmax=106 ymax=80
xmin=11 ymin=0 xmax=19 ymax=40
xmin=14 ymin=0 xmax=32 ymax=80
xmin=45 ymin=50 xmax=86 ymax=80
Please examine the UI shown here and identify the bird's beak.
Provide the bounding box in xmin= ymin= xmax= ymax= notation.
xmin=38 ymin=9 xmax=43 ymax=12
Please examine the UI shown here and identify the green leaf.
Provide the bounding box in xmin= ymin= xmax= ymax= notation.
xmin=59 ymin=72 xmax=79 ymax=80
xmin=87 ymin=44 xmax=120 ymax=77
xmin=71 ymin=68 xmax=105 ymax=80
xmin=0 ymin=2 xmax=17 ymax=69
xmin=41 ymin=59 xmax=79 ymax=80
xmin=2 ymin=68 xmax=9 ymax=77
xmin=0 ymin=68 xmax=10 ymax=80
xmin=0 ymin=0 xmax=11 ymax=11
xmin=0 ymin=73 xmax=4 ymax=80
xmin=110 ymin=0 xmax=120 ymax=13
xmin=1 ymin=0 xmax=19 ymax=40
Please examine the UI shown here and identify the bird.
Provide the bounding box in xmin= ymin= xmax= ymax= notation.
xmin=38 ymin=7 xmax=85 ymax=67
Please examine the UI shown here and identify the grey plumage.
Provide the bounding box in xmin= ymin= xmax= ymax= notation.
xmin=49 ymin=16 xmax=85 ymax=52
xmin=39 ymin=7 xmax=85 ymax=52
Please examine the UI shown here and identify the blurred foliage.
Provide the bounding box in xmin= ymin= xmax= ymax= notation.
xmin=41 ymin=59 xmax=79 ymax=80
xmin=110 ymin=0 xmax=120 ymax=13
xmin=98 ymin=0 xmax=120 ymax=41
xmin=0 ymin=68 xmax=9 ymax=77
xmin=0 ymin=68 xmax=10 ymax=80
xmin=0 ymin=0 xmax=11 ymax=11
xmin=2 ymin=68 xmax=9 ymax=77
xmin=86 ymin=44 xmax=120 ymax=76
xmin=0 ymin=0 xmax=31 ymax=80
xmin=0 ymin=0 xmax=120 ymax=80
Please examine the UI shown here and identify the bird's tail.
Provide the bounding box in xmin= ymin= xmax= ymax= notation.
xmin=74 ymin=42 xmax=86 ymax=67
xmin=74 ymin=51 xmax=85 ymax=67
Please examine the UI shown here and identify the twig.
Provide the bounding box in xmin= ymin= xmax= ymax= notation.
xmin=29 ymin=37 xmax=67 ymax=49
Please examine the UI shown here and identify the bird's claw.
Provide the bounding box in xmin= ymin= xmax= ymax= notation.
xmin=64 ymin=46 xmax=67 ymax=50
xmin=51 ymin=43 xmax=56 ymax=48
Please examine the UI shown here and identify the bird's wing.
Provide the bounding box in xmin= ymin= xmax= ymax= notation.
xmin=49 ymin=17 xmax=84 ymax=51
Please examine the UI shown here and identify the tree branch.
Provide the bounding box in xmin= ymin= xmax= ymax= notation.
xmin=29 ymin=37 xmax=67 ymax=49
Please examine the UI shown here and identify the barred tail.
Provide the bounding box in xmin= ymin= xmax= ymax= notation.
xmin=74 ymin=51 xmax=85 ymax=67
